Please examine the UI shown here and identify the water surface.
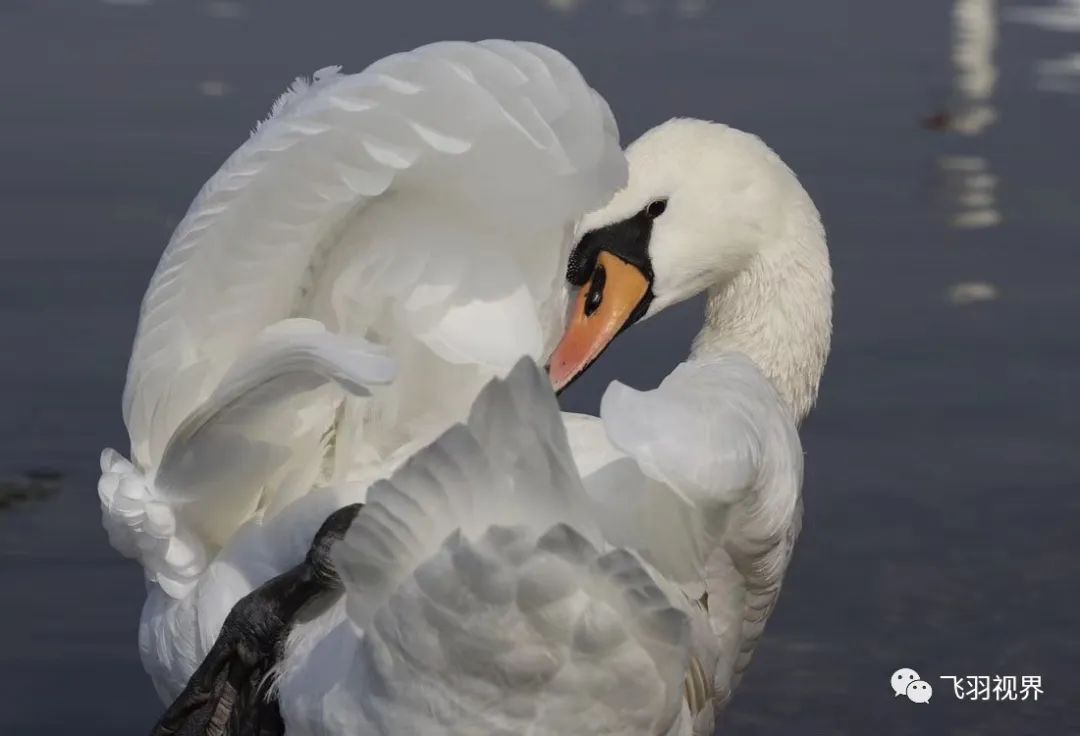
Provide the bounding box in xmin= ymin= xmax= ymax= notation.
xmin=1 ymin=1 xmax=1078 ymax=733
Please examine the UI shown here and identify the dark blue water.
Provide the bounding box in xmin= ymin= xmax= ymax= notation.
xmin=1 ymin=1 xmax=1078 ymax=733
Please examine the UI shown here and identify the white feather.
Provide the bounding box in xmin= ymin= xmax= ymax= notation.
xmin=279 ymin=360 xmax=690 ymax=736
xmin=566 ymin=348 xmax=806 ymax=731
xmin=106 ymin=39 xmax=626 ymax=702
xmin=103 ymin=48 xmax=838 ymax=734
xmin=121 ymin=39 xmax=626 ymax=474
xmin=101 ymin=322 xmax=394 ymax=596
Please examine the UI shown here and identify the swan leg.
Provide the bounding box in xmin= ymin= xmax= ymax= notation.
xmin=150 ymin=503 xmax=364 ymax=736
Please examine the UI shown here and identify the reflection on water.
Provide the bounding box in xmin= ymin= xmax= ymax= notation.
xmin=198 ymin=79 xmax=231 ymax=97
xmin=547 ymin=0 xmax=582 ymax=13
xmin=938 ymin=155 xmax=1001 ymax=229
xmin=1008 ymin=0 xmax=1080 ymax=31
xmin=947 ymin=0 xmax=998 ymax=135
xmin=946 ymin=280 xmax=1001 ymax=305
xmin=1036 ymin=52 xmax=1080 ymax=92
xmin=1009 ymin=0 xmax=1080 ymax=94
xmin=99 ymin=0 xmax=249 ymax=18
xmin=929 ymin=0 xmax=1002 ymax=230
xmin=205 ymin=1 xmax=247 ymax=20
xmin=544 ymin=0 xmax=709 ymax=18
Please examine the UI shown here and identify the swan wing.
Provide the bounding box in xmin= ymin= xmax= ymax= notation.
xmin=572 ymin=353 xmax=804 ymax=721
xmin=154 ymin=319 xmax=394 ymax=544
xmin=100 ymin=320 xmax=396 ymax=597
xmin=122 ymin=40 xmax=626 ymax=472
xmin=278 ymin=359 xmax=690 ymax=736
xmin=107 ymin=41 xmax=625 ymax=592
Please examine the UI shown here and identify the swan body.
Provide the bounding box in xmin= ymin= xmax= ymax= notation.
xmin=100 ymin=40 xmax=832 ymax=735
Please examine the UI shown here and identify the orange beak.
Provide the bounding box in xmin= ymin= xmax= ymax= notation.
xmin=548 ymin=251 xmax=651 ymax=392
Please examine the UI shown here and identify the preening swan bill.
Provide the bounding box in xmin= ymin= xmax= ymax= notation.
xmin=97 ymin=40 xmax=832 ymax=735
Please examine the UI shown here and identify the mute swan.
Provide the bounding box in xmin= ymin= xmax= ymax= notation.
xmin=155 ymin=119 xmax=830 ymax=735
xmin=98 ymin=40 xmax=832 ymax=736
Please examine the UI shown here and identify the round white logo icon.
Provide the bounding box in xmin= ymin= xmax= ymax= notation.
xmin=892 ymin=668 xmax=933 ymax=703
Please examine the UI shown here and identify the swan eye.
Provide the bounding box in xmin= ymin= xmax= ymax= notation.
xmin=584 ymin=263 xmax=606 ymax=316
xmin=645 ymin=199 xmax=667 ymax=219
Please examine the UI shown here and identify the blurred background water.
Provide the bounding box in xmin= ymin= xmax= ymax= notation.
xmin=1 ymin=1 xmax=1078 ymax=733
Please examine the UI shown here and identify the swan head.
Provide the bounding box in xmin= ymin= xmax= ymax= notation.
xmin=549 ymin=118 xmax=832 ymax=417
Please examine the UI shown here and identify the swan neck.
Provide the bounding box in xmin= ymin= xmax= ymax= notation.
xmin=690 ymin=236 xmax=832 ymax=423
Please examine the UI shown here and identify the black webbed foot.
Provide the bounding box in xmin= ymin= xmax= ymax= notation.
xmin=150 ymin=503 xmax=364 ymax=736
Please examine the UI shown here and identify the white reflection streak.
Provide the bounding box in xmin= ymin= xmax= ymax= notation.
xmin=1007 ymin=0 xmax=1080 ymax=31
xmin=543 ymin=0 xmax=709 ymax=17
xmin=946 ymin=280 xmax=1000 ymax=304
xmin=1036 ymin=53 xmax=1080 ymax=93
xmin=949 ymin=0 xmax=998 ymax=135
xmin=938 ymin=156 xmax=1001 ymax=228
xmin=546 ymin=0 xmax=582 ymax=12
xmin=205 ymin=1 xmax=248 ymax=19
xmin=935 ymin=0 xmax=1002 ymax=230
xmin=199 ymin=80 xmax=230 ymax=97
xmin=1008 ymin=1 xmax=1080 ymax=94
xmin=676 ymin=0 xmax=709 ymax=18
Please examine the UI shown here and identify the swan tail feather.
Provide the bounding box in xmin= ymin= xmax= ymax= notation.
xmin=100 ymin=320 xmax=396 ymax=597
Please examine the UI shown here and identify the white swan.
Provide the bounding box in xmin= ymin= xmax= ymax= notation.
xmin=99 ymin=40 xmax=832 ymax=736
xmin=391 ymin=119 xmax=831 ymax=733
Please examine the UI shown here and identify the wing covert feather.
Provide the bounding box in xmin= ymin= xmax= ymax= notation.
xmin=284 ymin=360 xmax=690 ymax=736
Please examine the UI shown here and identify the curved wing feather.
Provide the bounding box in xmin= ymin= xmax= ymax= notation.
xmin=101 ymin=321 xmax=396 ymax=596
xmin=123 ymin=41 xmax=626 ymax=471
